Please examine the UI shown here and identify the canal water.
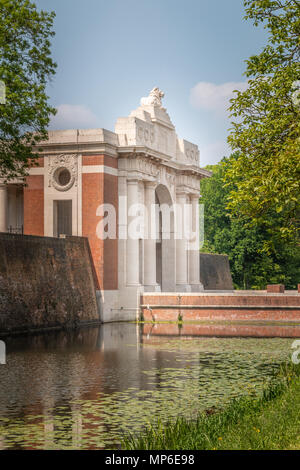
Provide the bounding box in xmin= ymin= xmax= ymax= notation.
xmin=0 ymin=322 xmax=299 ymax=449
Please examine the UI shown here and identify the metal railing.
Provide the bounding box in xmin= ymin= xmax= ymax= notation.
xmin=7 ymin=225 xmax=24 ymax=235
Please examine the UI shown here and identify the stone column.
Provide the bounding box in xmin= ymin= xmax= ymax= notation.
xmin=10 ymin=186 xmax=17 ymax=229
xmin=144 ymin=181 xmax=159 ymax=291
xmin=126 ymin=179 xmax=140 ymax=286
xmin=188 ymin=194 xmax=203 ymax=291
xmin=118 ymin=175 xmax=128 ymax=289
xmin=0 ymin=184 xmax=8 ymax=232
xmin=176 ymin=192 xmax=190 ymax=291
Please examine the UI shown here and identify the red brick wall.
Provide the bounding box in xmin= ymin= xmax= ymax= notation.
xmin=142 ymin=308 xmax=300 ymax=322
xmin=267 ymin=284 xmax=285 ymax=293
xmin=28 ymin=156 xmax=44 ymax=168
xmin=141 ymin=293 xmax=300 ymax=322
xmin=142 ymin=293 xmax=300 ymax=307
xmin=82 ymin=172 xmax=103 ymax=289
xmin=103 ymin=173 xmax=118 ymax=290
xmin=24 ymin=175 xmax=44 ymax=236
xmin=82 ymin=155 xmax=118 ymax=168
xmin=82 ymin=155 xmax=118 ymax=291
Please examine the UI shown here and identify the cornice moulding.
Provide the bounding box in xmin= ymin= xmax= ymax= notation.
xmin=38 ymin=142 xmax=119 ymax=157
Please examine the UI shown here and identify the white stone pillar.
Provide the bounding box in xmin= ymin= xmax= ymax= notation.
xmin=118 ymin=175 xmax=128 ymax=289
xmin=10 ymin=186 xmax=17 ymax=229
xmin=0 ymin=184 xmax=8 ymax=232
xmin=176 ymin=192 xmax=190 ymax=291
xmin=126 ymin=179 xmax=140 ymax=286
xmin=144 ymin=181 xmax=159 ymax=291
xmin=188 ymin=194 xmax=203 ymax=291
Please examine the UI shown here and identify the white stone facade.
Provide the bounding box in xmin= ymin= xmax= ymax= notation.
xmin=0 ymin=88 xmax=211 ymax=322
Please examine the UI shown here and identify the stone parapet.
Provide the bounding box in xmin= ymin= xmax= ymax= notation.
xmin=267 ymin=284 xmax=285 ymax=293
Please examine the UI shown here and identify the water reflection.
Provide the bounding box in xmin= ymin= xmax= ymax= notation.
xmin=0 ymin=322 xmax=299 ymax=449
xmin=143 ymin=322 xmax=300 ymax=338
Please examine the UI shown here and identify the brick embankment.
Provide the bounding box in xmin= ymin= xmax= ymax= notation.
xmin=0 ymin=233 xmax=100 ymax=335
xmin=141 ymin=292 xmax=300 ymax=322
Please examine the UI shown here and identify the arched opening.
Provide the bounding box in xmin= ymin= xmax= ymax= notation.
xmin=155 ymin=184 xmax=175 ymax=292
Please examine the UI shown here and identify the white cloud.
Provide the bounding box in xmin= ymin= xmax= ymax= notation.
xmin=190 ymin=81 xmax=248 ymax=115
xmin=49 ymin=104 xmax=100 ymax=130
xmin=200 ymin=141 xmax=231 ymax=166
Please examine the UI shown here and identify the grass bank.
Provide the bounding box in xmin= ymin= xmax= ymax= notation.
xmin=122 ymin=363 xmax=300 ymax=450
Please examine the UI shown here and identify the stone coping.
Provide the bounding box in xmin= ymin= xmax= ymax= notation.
xmin=143 ymin=290 xmax=299 ymax=296
xmin=141 ymin=304 xmax=300 ymax=310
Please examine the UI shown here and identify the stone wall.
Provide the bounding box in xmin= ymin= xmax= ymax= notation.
xmin=0 ymin=233 xmax=100 ymax=335
xmin=200 ymin=253 xmax=233 ymax=290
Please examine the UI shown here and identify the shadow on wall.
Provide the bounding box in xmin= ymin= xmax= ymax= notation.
xmin=200 ymin=253 xmax=233 ymax=290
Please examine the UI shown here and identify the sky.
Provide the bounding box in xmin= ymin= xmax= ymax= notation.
xmin=35 ymin=0 xmax=268 ymax=166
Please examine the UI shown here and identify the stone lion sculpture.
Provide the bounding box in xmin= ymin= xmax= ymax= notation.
xmin=141 ymin=87 xmax=164 ymax=107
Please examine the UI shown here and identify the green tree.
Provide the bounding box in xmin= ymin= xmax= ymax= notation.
xmin=227 ymin=0 xmax=300 ymax=246
xmin=0 ymin=0 xmax=56 ymax=179
xmin=201 ymin=156 xmax=300 ymax=289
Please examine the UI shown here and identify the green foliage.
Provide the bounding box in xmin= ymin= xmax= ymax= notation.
xmin=227 ymin=0 xmax=300 ymax=245
xmin=0 ymin=0 xmax=56 ymax=179
xmin=201 ymin=156 xmax=300 ymax=289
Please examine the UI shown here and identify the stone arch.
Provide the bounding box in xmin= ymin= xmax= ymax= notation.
xmin=155 ymin=184 xmax=176 ymax=292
